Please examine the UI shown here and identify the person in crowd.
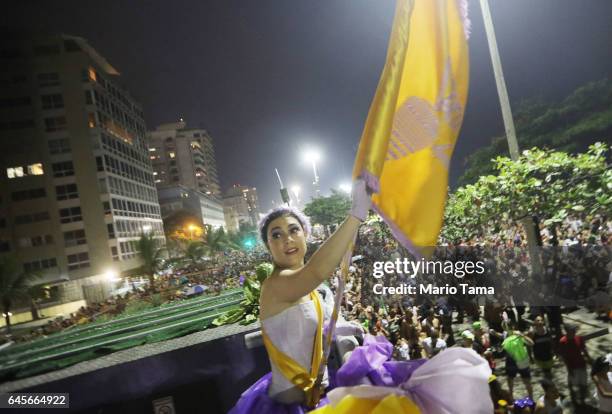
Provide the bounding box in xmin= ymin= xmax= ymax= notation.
xmin=396 ymin=337 xmax=411 ymax=361
xmin=473 ymin=321 xmax=496 ymax=371
xmin=591 ymin=355 xmax=612 ymax=414
xmin=419 ymin=308 xmax=441 ymax=338
xmin=421 ymin=327 xmax=447 ymax=359
xmin=557 ymin=324 xmax=591 ymax=407
xmin=461 ymin=329 xmax=475 ymax=348
xmin=529 ymin=314 xmax=555 ymax=379
xmin=502 ymin=320 xmax=534 ymax=401
xmin=489 ymin=374 xmax=513 ymax=413
xmin=229 ymin=180 xmax=370 ymax=412
xmin=534 ymin=378 xmax=566 ymax=414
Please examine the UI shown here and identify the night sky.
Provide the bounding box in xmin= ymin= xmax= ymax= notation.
xmin=3 ymin=0 xmax=611 ymax=210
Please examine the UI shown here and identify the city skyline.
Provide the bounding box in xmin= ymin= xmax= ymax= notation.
xmin=3 ymin=0 xmax=611 ymax=210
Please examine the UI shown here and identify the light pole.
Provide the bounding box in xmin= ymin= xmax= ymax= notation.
xmin=275 ymin=168 xmax=290 ymax=206
xmin=304 ymin=150 xmax=320 ymax=198
xmin=291 ymin=185 xmax=301 ymax=207
xmin=480 ymin=0 xmax=543 ymax=278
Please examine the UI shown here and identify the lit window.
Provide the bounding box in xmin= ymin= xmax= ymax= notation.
xmin=88 ymin=113 xmax=96 ymax=128
xmin=28 ymin=163 xmax=44 ymax=175
xmin=153 ymin=172 xmax=158 ymax=176
xmin=88 ymin=68 xmax=97 ymax=82
xmin=149 ymin=147 xmax=157 ymax=152
xmin=168 ymin=152 xmax=176 ymax=159
xmin=7 ymin=166 xmax=24 ymax=178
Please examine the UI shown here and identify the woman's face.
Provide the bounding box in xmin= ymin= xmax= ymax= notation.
xmin=266 ymin=215 xmax=307 ymax=270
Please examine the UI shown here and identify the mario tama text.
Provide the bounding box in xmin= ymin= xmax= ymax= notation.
xmin=371 ymin=258 xmax=493 ymax=296
xmin=372 ymin=283 xmax=495 ymax=296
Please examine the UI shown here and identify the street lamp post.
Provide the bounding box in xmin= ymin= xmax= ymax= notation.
xmin=304 ymin=151 xmax=320 ymax=198
xmin=480 ymin=0 xmax=543 ymax=278
xmin=311 ymin=160 xmax=320 ymax=198
xmin=291 ymin=185 xmax=301 ymax=207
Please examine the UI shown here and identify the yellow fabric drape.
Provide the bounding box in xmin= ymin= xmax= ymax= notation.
xmin=353 ymin=0 xmax=470 ymax=256
xmin=261 ymin=290 xmax=324 ymax=407
xmin=311 ymin=394 xmax=422 ymax=414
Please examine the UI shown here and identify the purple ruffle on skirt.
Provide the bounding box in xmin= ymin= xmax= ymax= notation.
xmin=229 ymin=335 xmax=426 ymax=413
xmin=336 ymin=334 xmax=427 ymax=387
xmin=228 ymin=373 xmax=329 ymax=414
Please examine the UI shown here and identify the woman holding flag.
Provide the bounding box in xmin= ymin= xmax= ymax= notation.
xmin=228 ymin=180 xmax=371 ymax=413
xmin=229 ymin=181 xmax=493 ymax=414
xmin=231 ymin=0 xmax=495 ymax=411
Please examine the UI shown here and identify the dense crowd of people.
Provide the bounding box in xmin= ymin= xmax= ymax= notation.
xmin=9 ymin=249 xmax=266 ymax=343
xmin=329 ymin=214 xmax=611 ymax=413
xmin=4 ymin=213 xmax=611 ymax=412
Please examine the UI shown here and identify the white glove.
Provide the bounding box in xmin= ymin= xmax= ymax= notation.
xmin=349 ymin=178 xmax=371 ymax=221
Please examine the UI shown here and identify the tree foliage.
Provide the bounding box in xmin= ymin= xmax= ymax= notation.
xmin=0 ymin=256 xmax=40 ymax=331
xmin=227 ymin=222 xmax=259 ymax=250
xmin=303 ymin=190 xmax=351 ymax=228
xmin=137 ymin=234 xmax=166 ymax=287
xmin=181 ymin=240 xmax=208 ymax=267
xmin=203 ymin=225 xmax=239 ymax=254
xmin=459 ymin=78 xmax=612 ymax=186
xmin=212 ymin=262 xmax=274 ymax=326
xmin=442 ymin=143 xmax=611 ymax=242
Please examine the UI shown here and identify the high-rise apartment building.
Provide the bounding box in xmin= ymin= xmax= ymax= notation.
xmin=0 ymin=32 xmax=164 ymax=308
xmin=147 ymin=122 xmax=221 ymax=198
xmin=222 ymin=185 xmax=260 ymax=232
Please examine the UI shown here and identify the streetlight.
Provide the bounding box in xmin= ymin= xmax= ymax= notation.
xmin=303 ymin=150 xmax=321 ymax=198
xmin=291 ymin=185 xmax=301 ymax=206
xmin=104 ymin=269 xmax=118 ymax=282
xmin=188 ymin=224 xmax=196 ymax=240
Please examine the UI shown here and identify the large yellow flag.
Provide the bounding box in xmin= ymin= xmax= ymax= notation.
xmin=353 ymin=0 xmax=470 ymax=256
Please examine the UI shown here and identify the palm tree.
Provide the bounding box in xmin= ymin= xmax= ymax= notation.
xmin=182 ymin=240 xmax=207 ymax=268
xmin=0 ymin=256 xmax=40 ymax=333
xmin=137 ymin=233 xmax=166 ymax=287
xmin=228 ymin=223 xmax=258 ymax=251
xmin=204 ymin=225 xmax=239 ymax=255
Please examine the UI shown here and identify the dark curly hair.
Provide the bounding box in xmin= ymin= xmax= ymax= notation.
xmin=258 ymin=206 xmax=311 ymax=246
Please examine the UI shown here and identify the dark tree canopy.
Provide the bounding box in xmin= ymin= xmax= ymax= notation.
xmin=459 ymin=78 xmax=612 ymax=186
